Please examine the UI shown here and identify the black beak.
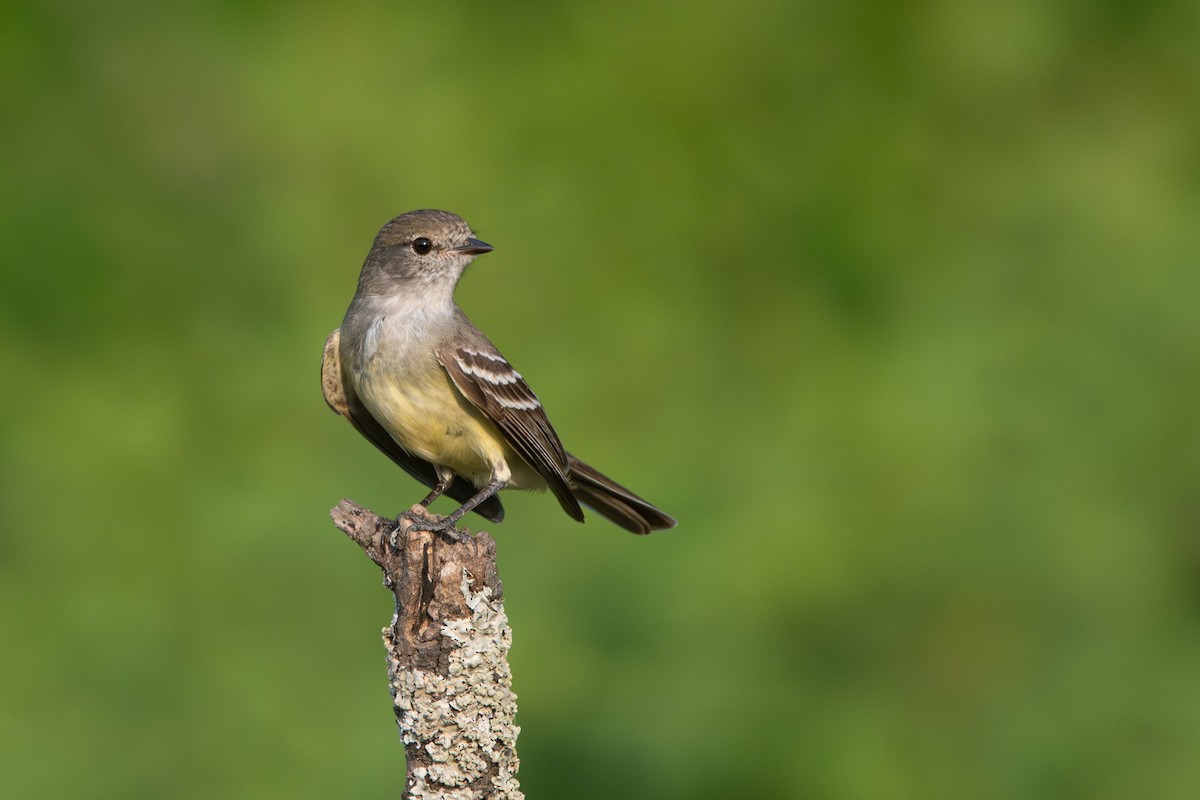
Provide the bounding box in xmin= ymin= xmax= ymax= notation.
xmin=453 ymin=238 xmax=493 ymax=255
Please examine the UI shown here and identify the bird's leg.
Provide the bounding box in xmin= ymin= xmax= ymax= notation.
xmin=392 ymin=467 xmax=455 ymax=546
xmin=441 ymin=477 xmax=507 ymax=528
xmin=418 ymin=466 xmax=456 ymax=508
xmin=403 ymin=477 xmax=508 ymax=537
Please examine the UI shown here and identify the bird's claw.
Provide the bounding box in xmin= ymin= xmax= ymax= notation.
xmin=393 ymin=507 xmax=470 ymax=544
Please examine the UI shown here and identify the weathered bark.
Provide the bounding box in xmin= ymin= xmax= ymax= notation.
xmin=330 ymin=499 xmax=523 ymax=800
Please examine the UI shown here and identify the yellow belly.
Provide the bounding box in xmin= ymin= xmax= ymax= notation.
xmin=357 ymin=365 xmax=505 ymax=485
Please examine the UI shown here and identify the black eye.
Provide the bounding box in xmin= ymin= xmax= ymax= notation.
xmin=411 ymin=237 xmax=432 ymax=255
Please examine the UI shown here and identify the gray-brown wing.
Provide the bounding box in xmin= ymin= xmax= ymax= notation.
xmin=437 ymin=345 xmax=584 ymax=522
xmin=321 ymin=329 xmax=504 ymax=522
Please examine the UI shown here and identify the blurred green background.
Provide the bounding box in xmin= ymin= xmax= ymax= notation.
xmin=3 ymin=1 xmax=1199 ymax=798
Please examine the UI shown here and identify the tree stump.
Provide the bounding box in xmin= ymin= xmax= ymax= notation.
xmin=330 ymin=499 xmax=523 ymax=800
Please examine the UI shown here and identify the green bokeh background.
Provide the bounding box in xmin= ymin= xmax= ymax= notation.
xmin=3 ymin=2 xmax=1199 ymax=798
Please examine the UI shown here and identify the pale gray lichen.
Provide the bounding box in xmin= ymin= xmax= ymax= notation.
xmin=391 ymin=569 xmax=524 ymax=800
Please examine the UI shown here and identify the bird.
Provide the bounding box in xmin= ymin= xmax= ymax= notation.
xmin=321 ymin=209 xmax=676 ymax=535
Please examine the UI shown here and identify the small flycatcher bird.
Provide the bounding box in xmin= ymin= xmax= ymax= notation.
xmin=322 ymin=209 xmax=676 ymax=534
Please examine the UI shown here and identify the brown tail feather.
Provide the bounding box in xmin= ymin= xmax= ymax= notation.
xmin=566 ymin=454 xmax=677 ymax=534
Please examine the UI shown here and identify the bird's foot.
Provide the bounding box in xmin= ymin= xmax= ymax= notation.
xmin=394 ymin=506 xmax=470 ymax=544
